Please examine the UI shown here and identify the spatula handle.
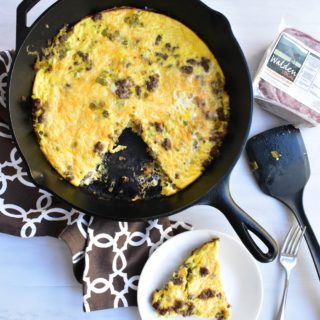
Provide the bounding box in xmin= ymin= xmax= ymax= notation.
xmin=280 ymin=191 xmax=320 ymax=280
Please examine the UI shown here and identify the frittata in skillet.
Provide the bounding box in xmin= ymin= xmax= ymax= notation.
xmin=32 ymin=8 xmax=229 ymax=196
xmin=152 ymin=239 xmax=230 ymax=319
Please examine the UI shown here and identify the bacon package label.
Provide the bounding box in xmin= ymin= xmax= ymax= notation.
xmin=253 ymin=28 xmax=320 ymax=127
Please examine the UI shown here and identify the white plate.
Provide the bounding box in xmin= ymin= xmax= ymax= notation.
xmin=137 ymin=229 xmax=263 ymax=320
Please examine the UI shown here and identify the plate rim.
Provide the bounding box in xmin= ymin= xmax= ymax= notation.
xmin=137 ymin=229 xmax=263 ymax=320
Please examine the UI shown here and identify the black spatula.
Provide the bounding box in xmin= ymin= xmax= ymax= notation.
xmin=246 ymin=125 xmax=320 ymax=279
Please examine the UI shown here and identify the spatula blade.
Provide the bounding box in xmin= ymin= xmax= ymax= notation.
xmin=245 ymin=125 xmax=310 ymax=198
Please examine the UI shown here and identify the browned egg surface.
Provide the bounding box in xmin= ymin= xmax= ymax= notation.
xmin=32 ymin=8 xmax=229 ymax=196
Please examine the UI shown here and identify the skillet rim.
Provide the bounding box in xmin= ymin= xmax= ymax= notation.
xmin=7 ymin=0 xmax=253 ymax=221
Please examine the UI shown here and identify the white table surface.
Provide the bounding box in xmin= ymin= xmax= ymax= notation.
xmin=0 ymin=0 xmax=320 ymax=319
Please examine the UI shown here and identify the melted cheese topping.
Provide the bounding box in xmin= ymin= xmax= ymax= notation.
xmin=152 ymin=239 xmax=230 ymax=318
xmin=33 ymin=8 xmax=229 ymax=196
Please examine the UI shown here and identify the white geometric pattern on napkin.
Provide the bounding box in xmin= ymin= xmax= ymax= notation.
xmin=0 ymin=51 xmax=11 ymax=109
xmin=82 ymin=218 xmax=192 ymax=311
xmin=0 ymin=121 xmax=82 ymax=238
xmin=0 ymin=52 xmax=79 ymax=237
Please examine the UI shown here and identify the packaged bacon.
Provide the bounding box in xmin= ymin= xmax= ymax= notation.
xmin=253 ymin=28 xmax=320 ymax=127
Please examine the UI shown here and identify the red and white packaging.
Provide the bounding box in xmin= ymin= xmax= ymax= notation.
xmin=253 ymin=28 xmax=320 ymax=127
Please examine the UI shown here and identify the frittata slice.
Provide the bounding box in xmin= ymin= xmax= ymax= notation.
xmin=152 ymin=239 xmax=230 ymax=319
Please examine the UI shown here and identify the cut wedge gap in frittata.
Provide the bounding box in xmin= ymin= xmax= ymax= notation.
xmin=84 ymin=127 xmax=176 ymax=201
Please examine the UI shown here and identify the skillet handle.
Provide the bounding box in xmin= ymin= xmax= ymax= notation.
xmin=16 ymin=0 xmax=41 ymax=49
xmin=204 ymin=176 xmax=278 ymax=262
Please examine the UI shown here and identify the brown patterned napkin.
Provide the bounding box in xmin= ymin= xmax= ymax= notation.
xmin=0 ymin=50 xmax=192 ymax=312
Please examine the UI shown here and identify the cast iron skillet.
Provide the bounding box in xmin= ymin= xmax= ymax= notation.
xmin=8 ymin=0 xmax=278 ymax=262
